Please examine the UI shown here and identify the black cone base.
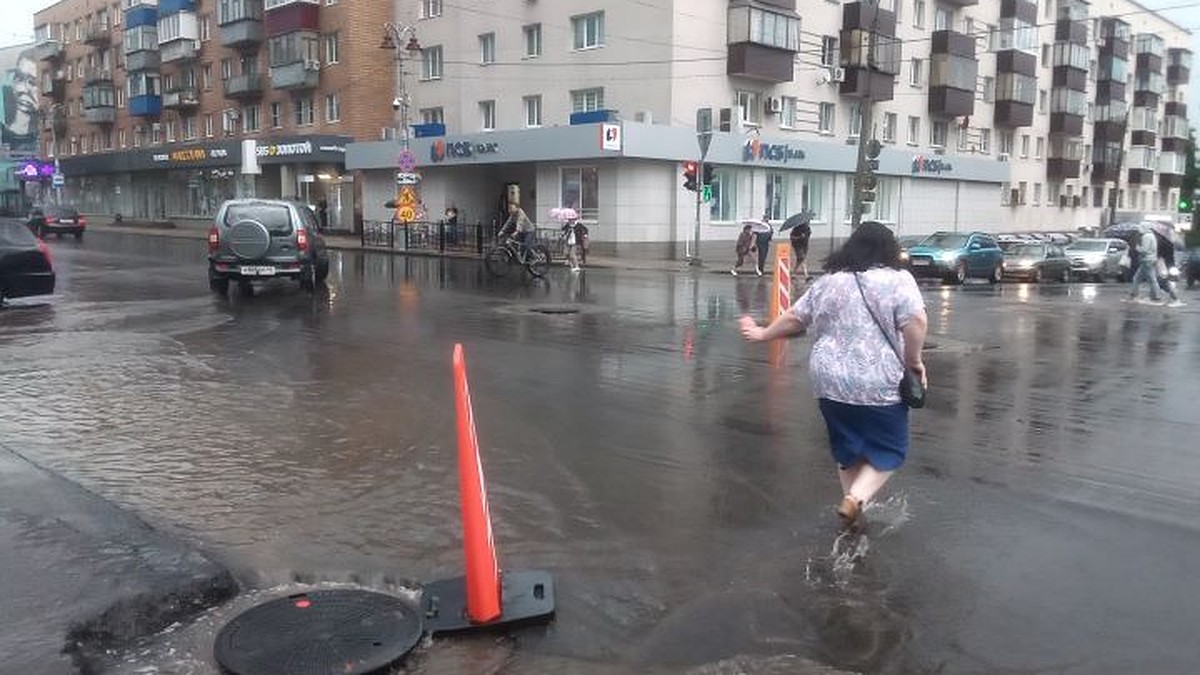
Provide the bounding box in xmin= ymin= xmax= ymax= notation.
xmin=214 ymin=590 xmax=422 ymax=675
xmin=422 ymin=569 xmax=555 ymax=635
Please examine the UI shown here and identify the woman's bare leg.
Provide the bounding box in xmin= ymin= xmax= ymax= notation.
xmin=837 ymin=462 xmax=862 ymax=495
xmin=848 ymin=464 xmax=895 ymax=505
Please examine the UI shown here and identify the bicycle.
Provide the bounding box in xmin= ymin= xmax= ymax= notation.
xmin=484 ymin=236 xmax=551 ymax=278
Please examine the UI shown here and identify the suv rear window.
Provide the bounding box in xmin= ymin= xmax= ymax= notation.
xmin=0 ymin=221 xmax=38 ymax=247
xmin=224 ymin=203 xmax=294 ymax=235
xmin=47 ymin=206 xmax=79 ymax=218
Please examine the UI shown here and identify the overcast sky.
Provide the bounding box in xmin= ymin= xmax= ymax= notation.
xmin=3 ymin=0 xmax=1197 ymax=116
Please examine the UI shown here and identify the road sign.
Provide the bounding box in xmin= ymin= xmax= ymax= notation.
xmin=701 ymin=184 xmax=713 ymax=203
xmin=696 ymin=108 xmax=713 ymax=133
xmin=397 ymin=206 xmax=417 ymax=223
xmin=51 ymin=173 xmax=64 ymax=188
xmin=697 ymin=132 xmax=712 ymax=160
xmin=397 ymin=150 xmax=417 ymax=172
xmin=395 ymin=172 xmax=421 ymax=185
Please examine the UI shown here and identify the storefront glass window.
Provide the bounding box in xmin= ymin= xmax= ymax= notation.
xmin=709 ymin=168 xmax=740 ymax=222
xmin=560 ymin=167 xmax=599 ymax=220
xmin=799 ymin=173 xmax=828 ymax=224
xmin=765 ymin=172 xmax=788 ymax=220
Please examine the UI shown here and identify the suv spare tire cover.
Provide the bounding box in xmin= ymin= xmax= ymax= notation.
xmin=228 ymin=219 xmax=271 ymax=260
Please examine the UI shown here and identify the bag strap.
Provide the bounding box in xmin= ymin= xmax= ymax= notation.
xmin=854 ymin=272 xmax=904 ymax=368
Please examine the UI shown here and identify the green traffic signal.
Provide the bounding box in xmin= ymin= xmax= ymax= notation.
xmin=1181 ymin=199 xmax=1193 ymax=212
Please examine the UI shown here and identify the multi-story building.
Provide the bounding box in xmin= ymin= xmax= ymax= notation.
xmin=347 ymin=0 xmax=1192 ymax=252
xmin=31 ymin=0 xmax=397 ymax=229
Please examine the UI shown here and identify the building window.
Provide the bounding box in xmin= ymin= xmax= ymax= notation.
xmin=560 ymin=167 xmax=599 ymax=220
xmin=818 ymin=102 xmax=835 ymax=134
xmin=118 ymin=128 xmax=126 ymax=148
xmin=524 ymin=24 xmax=542 ymax=58
xmin=736 ymin=90 xmax=761 ymax=126
xmin=242 ymin=105 xmax=260 ymax=132
xmin=523 ymin=95 xmax=542 ymax=127
xmin=979 ymin=128 xmax=991 ymax=154
xmin=913 ymin=0 xmax=926 ymax=28
xmin=800 ymin=173 xmax=829 ymax=224
xmin=116 ymin=88 xmax=125 ymax=108
xmin=165 ymin=121 xmax=176 ymax=143
xmin=479 ymin=32 xmax=496 ymax=64
xmin=907 ymin=115 xmax=920 ymax=145
xmin=931 ymin=120 xmax=948 ymax=147
xmin=324 ymin=33 xmax=339 ymax=64
xmin=1000 ymin=131 xmax=1014 ymax=155
xmin=780 ymin=96 xmax=797 ymax=128
xmin=421 ymin=0 xmax=442 ymax=19
xmin=199 ymin=14 xmax=211 ymax=41
xmin=293 ymin=98 xmax=314 ymax=126
xmin=420 ymin=107 xmax=444 ymax=125
xmin=480 ymin=100 xmax=495 ymax=131
xmin=271 ymin=102 xmax=282 ymax=128
xmin=882 ymin=112 xmax=897 ymax=143
xmin=1020 ymin=134 xmax=1030 ymax=158
xmin=934 ymin=6 xmax=951 ymax=31
xmin=1038 ymin=89 xmax=1047 ymax=113
xmin=766 ymin=172 xmax=789 ymax=220
xmin=422 ymin=46 xmax=443 ymax=80
xmin=1035 ymin=136 xmax=1044 ymax=159
xmin=572 ymin=12 xmax=605 ymax=50
xmin=221 ymin=59 xmax=232 ymax=80
xmin=957 ymin=125 xmax=970 ymax=151
xmin=709 ymin=168 xmax=740 ymax=221
xmin=982 ymin=76 xmax=994 ymax=103
xmin=1033 ymin=182 xmax=1042 ymax=206
xmin=204 ymin=113 xmax=213 ymax=137
xmin=268 ymin=33 xmax=319 ymax=67
xmin=325 ymin=93 xmax=340 ymax=122
xmin=183 ymin=116 xmax=196 ymax=140
xmin=820 ymin=36 xmax=838 ymax=67
xmin=909 ymin=58 xmax=923 ymax=86
xmin=848 ymin=103 xmax=862 ymax=138
xmin=572 ymin=87 xmax=604 ymax=113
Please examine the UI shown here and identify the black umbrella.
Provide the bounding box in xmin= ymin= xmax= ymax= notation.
xmin=779 ymin=210 xmax=814 ymax=232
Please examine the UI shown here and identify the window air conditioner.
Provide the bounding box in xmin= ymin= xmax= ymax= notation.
xmin=304 ymin=59 xmax=321 ymax=71
xmin=832 ymin=67 xmax=846 ymax=83
xmin=767 ymin=97 xmax=783 ymax=114
xmin=998 ymin=152 xmax=1010 ymax=162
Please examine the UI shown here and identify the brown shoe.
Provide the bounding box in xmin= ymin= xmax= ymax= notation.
xmin=837 ymin=495 xmax=862 ymax=525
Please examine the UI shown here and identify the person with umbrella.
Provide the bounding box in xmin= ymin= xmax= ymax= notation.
xmin=780 ymin=211 xmax=814 ymax=281
xmin=1126 ymin=225 xmax=1161 ymax=304
xmin=1150 ymin=223 xmax=1185 ymax=307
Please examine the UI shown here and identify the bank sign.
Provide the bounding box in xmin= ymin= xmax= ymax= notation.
xmin=911 ymin=155 xmax=953 ymax=175
xmin=430 ymin=139 xmax=500 ymax=163
xmin=743 ymin=138 xmax=806 ymax=164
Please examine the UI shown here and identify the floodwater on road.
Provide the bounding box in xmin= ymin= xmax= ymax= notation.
xmin=2 ymin=230 xmax=1199 ymax=674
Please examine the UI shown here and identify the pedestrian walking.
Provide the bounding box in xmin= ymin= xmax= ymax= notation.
xmin=1127 ymin=227 xmax=1161 ymax=304
xmin=790 ymin=219 xmax=812 ymax=280
xmin=754 ymin=212 xmax=774 ymax=276
xmin=562 ymin=218 xmax=583 ymax=272
xmin=1154 ymin=232 xmax=1185 ymax=307
xmin=739 ymin=222 xmax=928 ymax=527
xmin=731 ymin=224 xmax=756 ymax=276
xmin=576 ymin=221 xmax=590 ymax=266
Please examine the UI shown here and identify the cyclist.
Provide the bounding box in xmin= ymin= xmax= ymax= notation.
xmin=499 ymin=202 xmax=537 ymax=259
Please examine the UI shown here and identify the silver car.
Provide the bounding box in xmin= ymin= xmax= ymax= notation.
xmin=1064 ymin=238 xmax=1130 ymax=282
xmin=207 ymin=199 xmax=329 ymax=296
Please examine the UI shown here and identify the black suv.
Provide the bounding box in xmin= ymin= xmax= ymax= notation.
xmin=207 ymin=199 xmax=329 ymax=296
xmin=27 ymin=205 xmax=86 ymax=240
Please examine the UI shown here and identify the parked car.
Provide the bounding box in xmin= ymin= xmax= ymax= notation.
xmin=1065 ymin=237 xmax=1131 ymax=282
xmin=26 ymin=205 xmax=86 ymax=240
xmin=1184 ymin=248 xmax=1200 ymax=289
xmin=0 ymin=220 xmax=55 ymax=303
xmin=1002 ymin=243 xmax=1073 ymax=283
xmin=905 ymin=231 xmax=1005 ymax=284
xmin=207 ymin=199 xmax=329 ymax=296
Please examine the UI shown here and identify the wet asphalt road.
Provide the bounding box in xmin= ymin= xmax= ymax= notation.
xmin=2 ymin=229 xmax=1199 ymax=674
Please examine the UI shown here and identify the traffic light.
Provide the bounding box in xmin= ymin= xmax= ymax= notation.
xmin=702 ymin=164 xmax=715 ymax=187
xmin=859 ymin=173 xmax=878 ymax=203
xmin=682 ymin=161 xmax=698 ymax=191
xmin=866 ymin=138 xmax=883 ymax=171
xmin=1181 ymin=196 xmax=1193 ymax=212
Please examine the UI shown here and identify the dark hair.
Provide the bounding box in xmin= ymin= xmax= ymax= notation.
xmin=824 ymin=221 xmax=902 ymax=272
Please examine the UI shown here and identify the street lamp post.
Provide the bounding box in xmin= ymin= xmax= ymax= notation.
xmin=380 ymin=23 xmax=422 ymax=151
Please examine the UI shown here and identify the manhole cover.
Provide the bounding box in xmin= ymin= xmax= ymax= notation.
xmin=213 ymin=590 xmax=423 ymax=675
xmin=529 ymin=305 xmax=581 ymax=315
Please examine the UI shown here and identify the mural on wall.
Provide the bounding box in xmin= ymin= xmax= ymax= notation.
xmin=0 ymin=45 xmax=39 ymax=155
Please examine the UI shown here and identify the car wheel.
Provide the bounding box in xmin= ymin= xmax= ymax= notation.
xmin=989 ymin=263 xmax=1002 ymax=285
xmin=208 ymin=273 xmax=229 ymax=297
xmin=1060 ymin=268 xmax=1071 ymax=284
xmin=299 ymin=262 xmax=318 ymax=293
xmin=315 ymin=258 xmax=329 ymax=283
xmin=954 ymin=262 xmax=967 ymax=285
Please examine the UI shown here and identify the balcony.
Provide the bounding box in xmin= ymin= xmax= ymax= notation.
xmin=928 ymin=30 xmax=977 ymax=118
xmin=1130 ymin=129 xmax=1156 ymax=147
xmin=32 ymin=39 xmax=64 ymax=62
xmin=1167 ymin=48 xmax=1191 ymax=86
xmin=1128 ymin=166 xmax=1154 ymax=185
xmin=726 ymin=4 xmax=800 ymax=83
xmin=1091 ymin=145 xmax=1122 ymax=183
xmin=1047 ymin=158 xmax=1081 ymax=180
xmin=264 ymin=0 xmax=319 ymax=35
xmin=269 ymin=60 xmax=320 ymax=90
xmin=162 ymin=87 xmax=200 ymax=111
xmin=40 ymin=72 xmax=66 ymax=100
xmin=84 ymin=22 xmax=111 ymax=47
xmin=84 ymin=105 xmax=117 ymax=125
xmin=838 ymin=2 xmax=899 ymax=101
xmin=1164 ymin=101 xmax=1187 ymax=119
xmin=129 ymin=94 xmax=162 ymax=117
xmin=1050 ymin=113 xmax=1083 ymax=136
xmin=83 ymin=67 xmax=113 ymax=85
xmin=994 ymin=49 xmax=1036 ymax=128
xmin=221 ymin=18 xmax=264 ymax=49
xmin=42 ymin=108 xmax=68 ymax=136
xmin=224 ymin=73 xmax=267 ymax=99
xmin=161 ymin=39 xmax=199 ymax=64
xmin=127 ymin=50 xmax=161 ymax=72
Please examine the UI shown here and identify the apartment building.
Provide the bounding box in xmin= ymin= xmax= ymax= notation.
xmin=347 ymin=0 xmax=1191 ymax=249
xmin=31 ymin=0 xmax=396 ymax=228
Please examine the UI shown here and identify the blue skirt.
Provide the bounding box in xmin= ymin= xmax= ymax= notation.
xmin=818 ymin=398 xmax=910 ymax=471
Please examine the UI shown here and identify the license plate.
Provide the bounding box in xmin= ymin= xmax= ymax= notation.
xmin=58 ymin=219 xmax=74 ymax=225
xmin=239 ymin=265 xmax=276 ymax=276
xmin=911 ymin=259 xmax=930 ymax=266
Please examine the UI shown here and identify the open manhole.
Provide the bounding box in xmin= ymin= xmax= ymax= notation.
xmin=214 ymin=590 xmax=423 ymax=675
xmin=529 ymin=305 xmax=581 ymax=315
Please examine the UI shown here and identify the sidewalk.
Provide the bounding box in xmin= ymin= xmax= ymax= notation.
xmin=82 ymin=218 xmax=819 ymax=275
xmin=0 ymin=443 xmax=236 ymax=673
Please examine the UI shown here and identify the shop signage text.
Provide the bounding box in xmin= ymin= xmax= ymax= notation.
xmin=911 ymin=155 xmax=953 ymax=175
xmin=153 ymin=147 xmax=230 ymax=163
xmin=257 ymin=141 xmax=314 ymax=158
xmin=743 ymin=138 xmax=806 ymax=164
xmin=430 ymin=139 xmax=500 ymax=163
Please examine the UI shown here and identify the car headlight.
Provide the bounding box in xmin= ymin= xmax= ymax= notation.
xmin=939 ymin=251 xmax=958 ymax=262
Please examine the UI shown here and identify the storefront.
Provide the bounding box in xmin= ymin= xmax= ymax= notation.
xmin=54 ymin=134 xmax=355 ymax=229
xmin=347 ymin=123 xmax=1008 ymax=256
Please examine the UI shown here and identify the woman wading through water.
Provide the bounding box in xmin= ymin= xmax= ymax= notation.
xmin=740 ymin=222 xmax=929 ymax=526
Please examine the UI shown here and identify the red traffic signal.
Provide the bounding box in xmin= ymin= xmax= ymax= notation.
xmin=682 ymin=161 xmax=698 ymax=191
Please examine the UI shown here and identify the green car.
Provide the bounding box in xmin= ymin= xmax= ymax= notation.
xmin=904 ymin=231 xmax=1005 ymax=285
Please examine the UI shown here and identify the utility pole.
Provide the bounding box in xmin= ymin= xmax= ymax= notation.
xmin=691 ymin=107 xmax=714 ymax=265
xmin=850 ymin=9 xmax=880 ymax=229
xmin=1107 ymin=109 xmax=1130 ymax=227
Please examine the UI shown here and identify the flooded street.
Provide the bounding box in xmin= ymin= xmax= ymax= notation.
xmin=2 ymin=230 xmax=1199 ymax=674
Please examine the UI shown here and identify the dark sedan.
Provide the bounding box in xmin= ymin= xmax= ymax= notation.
xmin=26 ymin=205 xmax=86 ymax=240
xmin=1002 ymin=243 xmax=1073 ymax=283
xmin=0 ymin=220 xmax=55 ymax=303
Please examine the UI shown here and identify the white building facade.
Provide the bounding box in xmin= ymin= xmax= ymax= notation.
xmin=346 ymin=0 xmax=1193 ymax=253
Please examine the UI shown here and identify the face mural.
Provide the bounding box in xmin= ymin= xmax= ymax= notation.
xmin=0 ymin=47 xmax=39 ymax=154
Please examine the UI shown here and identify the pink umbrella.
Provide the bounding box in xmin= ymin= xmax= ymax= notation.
xmin=549 ymin=207 xmax=579 ymax=222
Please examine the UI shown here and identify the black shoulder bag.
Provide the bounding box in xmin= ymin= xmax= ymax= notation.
xmin=854 ymin=273 xmax=926 ymax=409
